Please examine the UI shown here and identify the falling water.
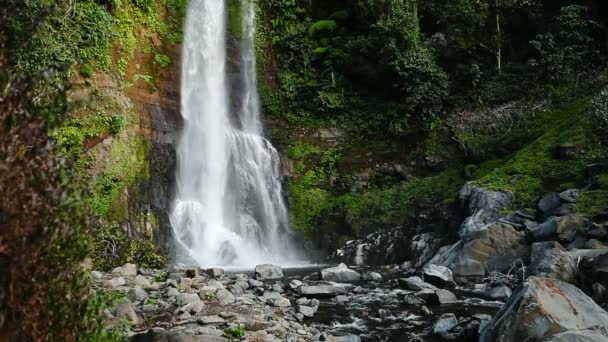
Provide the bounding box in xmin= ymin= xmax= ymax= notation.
xmin=171 ymin=0 xmax=301 ymax=267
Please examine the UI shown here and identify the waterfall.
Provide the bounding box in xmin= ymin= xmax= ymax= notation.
xmin=171 ymin=0 xmax=301 ymax=267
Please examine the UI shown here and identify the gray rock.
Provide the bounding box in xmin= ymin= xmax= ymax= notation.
xmin=176 ymin=293 xmax=200 ymax=306
xmin=458 ymin=183 xmax=514 ymax=238
xmin=480 ymin=277 xmax=608 ymax=342
xmin=198 ymin=315 xmax=225 ymax=324
xmin=433 ymin=313 xmax=458 ymax=334
xmin=398 ymin=276 xmax=438 ymax=291
xmin=296 ymin=297 xmax=310 ymax=305
xmin=134 ymin=275 xmax=151 ymax=289
xmin=271 ymin=283 xmax=284 ymax=293
xmin=559 ymin=189 xmax=580 ymax=203
xmin=362 ymin=271 xmax=382 ymax=281
xmin=91 ymin=270 xmax=103 ymax=279
xmin=588 ymin=225 xmax=608 ymax=240
xmin=335 ymin=295 xmax=350 ymax=304
xmin=254 ymin=264 xmax=283 ymax=280
xmin=433 ymin=223 xmax=528 ymax=277
xmin=298 ymin=305 xmax=315 ymax=317
xmin=164 ymin=287 xmax=180 ymax=298
xmin=423 ymin=264 xmax=455 ymax=288
xmin=268 ymin=297 xmax=290 ymax=308
xmin=527 ymin=215 xmax=587 ymax=243
xmin=175 ymin=300 xmax=205 ymax=315
xmin=320 ymin=263 xmax=361 ymax=282
xmin=435 ymin=289 xmax=458 ymax=304
xmin=483 ymin=285 xmax=512 ymax=301
xmin=529 ymin=241 xmax=577 ymax=283
xmin=128 ymin=287 xmax=148 ymax=302
xmin=326 ymin=335 xmax=362 ymax=342
xmin=131 ymin=329 xmax=229 ymax=342
xmin=289 ymin=279 xmax=303 ymax=290
xmin=115 ymin=302 xmax=139 ymax=325
xmin=206 ymin=268 xmax=224 ymax=278
xmin=248 ymin=279 xmax=263 ymax=288
xmin=122 ymin=263 xmax=137 ymax=276
xmin=544 ymin=330 xmax=608 ymax=342
xmin=538 ymin=192 xmax=561 ymax=216
xmin=554 ymin=204 xmax=576 ymax=217
xmin=215 ymin=289 xmax=236 ymax=305
xmin=403 ymin=294 xmax=426 ymax=306
xmin=298 ymin=285 xmax=347 ymax=297
xmin=179 ymin=277 xmax=193 ymax=290
xmin=105 ymin=277 xmax=126 ymax=288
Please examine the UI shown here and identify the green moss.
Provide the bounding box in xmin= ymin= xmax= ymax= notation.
xmin=227 ymin=0 xmax=243 ymax=39
xmin=309 ymin=20 xmax=337 ymax=37
xmin=476 ymin=101 xmax=606 ymax=205
xmin=576 ymin=190 xmax=608 ymax=217
xmin=597 ymin=173 xmax=608 ymax=189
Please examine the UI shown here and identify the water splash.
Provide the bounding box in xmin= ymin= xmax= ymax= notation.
xmin=171 ymin=0 xmax=301 ymax=267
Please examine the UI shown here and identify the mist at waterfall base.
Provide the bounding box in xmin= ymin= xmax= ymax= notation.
xmin=170 ymin=0 xmax=305 ymax=268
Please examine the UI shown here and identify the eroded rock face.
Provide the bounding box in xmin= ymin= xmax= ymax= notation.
xmin=432 ymin=223 xmax=528 ymax=277
xmin=480 ymin=277 xmax=608 ymax=342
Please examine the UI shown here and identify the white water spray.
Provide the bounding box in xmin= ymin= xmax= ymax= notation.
xmin=171 ymin=0 xmax=301 ymax=267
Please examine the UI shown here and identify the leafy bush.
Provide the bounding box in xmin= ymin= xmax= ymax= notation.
xmin=590 ymin=87 xmax=608 ymax=139
xmin=154 ymin=53 xmax=171 ymax=68
xmin=108 ymin=115 xmax=127 ymax=136
xmin=223 ymin=326 xmax=246 ymax=340
xmin=309 ymin=20 xmax=337 ymax=37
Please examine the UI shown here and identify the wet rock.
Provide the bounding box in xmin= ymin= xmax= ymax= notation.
xmin=423 ymin=264 xmax=455 ymax=288
xmin=527 ymin=215 xmax=587 ymax=243
xmin=516 ymin=209 xmax=535 ymax=220
xmin=529 ymin=241 xmax=576 ymax=283
xmin=403 ymin=294 xmax=426 ymax=306
xmin=398 ymin=276 xmax=438 ymax=291
xmin=298 ymin=285 xmax=347 ymax=297
xmin=435 ymin=289 xmax=458 ymax=304
xmin=538 ymin=192 xmax=561 ymax=217
xmin=326 ymin=335 xmax=362 ymax=342
xmin=362 ymin=271 xmax=382 ymax=281
xmin=206 ymin=268 xmax=224 ymax=278
xmin=480 ymin=277 xmax=608 ymax=342
xmin=132 ymin=328 xmax=229 ymax=342
xmin=433 ymin=313 xmax=458 ymax=334
xmin=254 ymin=264 xmax=283 ymax=280
xmin=128 ymin=287 xmax=148 ymax=302
xmin=298 ymin=305 xmax=315 ymax=317
xmin=335 ymin=295 xmax=350 ymax=304
xmin=578 ymin=251 xmax=608 ymax=299
xmin=433 ymin=223 xmax=528 ymax=277
xmin=215 ymin=289 xmax=236 ymax=305
xmin=320 ymin=263 xmax=361 ymax=282
xmin=176 ymin=293 xmax=200 ymax=306
xmin=483 ymin=285 xmax=512 ymax=302
xmin=554 ymin=204 xmax=576 ymax=217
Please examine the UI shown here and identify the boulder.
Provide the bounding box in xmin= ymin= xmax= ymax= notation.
xmin=483 ymin=285 xmax=512 ymax=302
xmin=527 ymin=215 xmax=587 ymax=243
xmin=105 ymin=277 xmax=126 ymax=288
xmin=538 ymin=192 xmax=561 ymax=217
xmin=433 ymin=313 xmax=458 ymax=334
xmin=435 ymin=289 xmax=458 ymax=304
xmin=320 ymin=263 xmax=361 ymax=282
xmin=559 ymin=189 xmax=580 ymax=203
xmin=254 ymin=264 xmax=283 ymax=280
xmin=423 ymin=264 xmax=456 ymax=288
xmin=176 ymin=293 xmax=200 ymax=306
xmin=480 ymin=277 xmax=608 ymax=342
xmin=544 ymin=330 xmax=608 ymax=342
xmin=175 ymin=300 xmax=205 ymax=315
xmin=403 ymin=294 xmax=426 ymax=306
xmin=362 ymin=271 xmax=382 ymax=281
xmin=529 ymin=241 xmax=577 ymax=283
xmin=206 ymin=268 xmax=224 ymax=278
xmin=298 ymin=285 xmax=347 ymax=297
xmin=198 ymin=315 xmax=225 ymax=325
xmin=578 ymin=250 xmax=608 ymax=299
xmin=134 ymin=275 xmax=151 ymax=289
xmin=248 ymin=279 xmax=263 ymax=288
xmin=121 ymin=263 xmax=137 ymax=276
xmin=432 ymin=223 xmax=528 ymax=277
xmin=398 ymin=276 xmax=438 ymax=291
xmin=131 ymin=329 xmax=229 ymax=342
xmin=458 ymin=183 xmax=514 ymax=238
xmin=215 ymin=289 xmax=236 ymax=305
xmin=298 ymin=305 xmax=315 ymax=317
xmin=115 ymin=302 xmax=139 ymax=325
xmin=127 ymin=287 xmax=148 ymax=302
